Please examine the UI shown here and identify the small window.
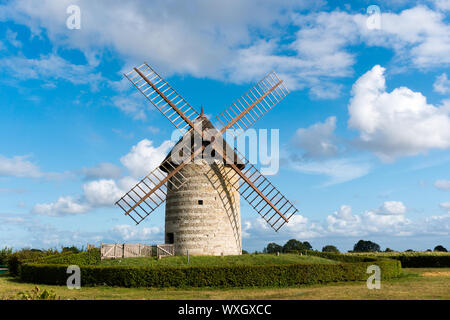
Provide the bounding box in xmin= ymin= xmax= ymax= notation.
xmin=166 ymin=233 xmax=174 ymax=244
xmin=198 ymin=200 xmax=203 ymax=205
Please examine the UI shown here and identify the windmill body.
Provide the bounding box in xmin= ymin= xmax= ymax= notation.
xmin=162 ymin=114 xmax=243 ymax=255
xmin=116 ymin=63 xmax=299 ymax=256
xmin=165 ymin=159 xmax=242 ymax=256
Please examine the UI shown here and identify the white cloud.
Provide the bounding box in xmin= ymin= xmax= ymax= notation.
xmin=32 ymin=196 xmax=90 ymax=217
xmin=30 ymin=139 xmax=171 ymax=217
xmin=376 ymin=201 xmax=406 ymax=215
xmin=0 ymin=154 xmax=42 ymax=178
xmin=291 ymin=157 xmax=371 ymax=186
xmin=302 ymin=202 xmax=412 ymax=237
xmin=109 ymin=224 xmax=161 ymax=241
xmin=434 ymin=179 xmax=450 ymax=190
xmin=435 ymin=0 xmax=450 ymax=11
xmin=244 ymin=200 xmax=448 ymax=240
xmin=440 ymin=202 xmax=450 ymax=211
xmin=83 ymin=179 xmax=124 ymax=207
xmin=112 ymin=94 xmax=147 ymax=121
xmin=292 ymin=116 xmax=338 ymax=158
xmin=120 ymin=139 xmax=174 ymax=178
xmin=1 ymin=2 xmax=447 ymax=102
xmin=80 ymin=162 xmax=122 ymax=180
xmin=5 ymin=29 xmax=21 ymax=48
xmin=358 ymin=6 xmax=450 ymax=68
xmin=348 ymin=65 xmax=450 ymax=161
xmin=326 ymin=205 xmax=363 ymax=236
xmin=0 ymin=54 xmax=103 ymax=89
xmin=32 ymin=178 xmax=126 ymax=217
xmin=0 ymin=0 xmax=316 ymax=81
xmin=434 ymin=73 xmax=450 ymax=94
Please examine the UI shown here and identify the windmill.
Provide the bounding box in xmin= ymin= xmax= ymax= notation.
xmin=115 ymin=63 xmax=299 ymax=256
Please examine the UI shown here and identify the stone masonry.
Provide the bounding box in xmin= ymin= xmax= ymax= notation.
xmin=164 ymin=161 xmax=242 ymax=256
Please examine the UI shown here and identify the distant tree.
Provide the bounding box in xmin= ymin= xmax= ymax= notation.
xmin=385 ymin=248 xmax=394 ymax=252
xmin=264 ymin=243 xmax=283 ymax=254
xmin=303 ymin=241 xmax=313 ymax=251
xmin=242 ymin=250 xmax=249 ymax=255
xmin=62 ymin=246 xmax=80 ymax=254
xmin=405 ymin=249 xmax=414 ymax=252
xmin=322 ymin=245 xmax=339 ymax=253
xmin=426 ymin=249 xmax=432 ymax=252
xmin=434 ymin=245 xmax=448 ymax=252
xmin=353 ymin=240 xmax=380 ymax=253
xmin=283 ymin=239 xmax=304 ymax=252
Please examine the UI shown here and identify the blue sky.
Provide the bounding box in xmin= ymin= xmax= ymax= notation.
xmin=0 ymin=0 xmax=449 ymax=252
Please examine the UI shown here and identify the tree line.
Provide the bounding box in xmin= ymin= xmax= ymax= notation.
xmin=262 ymin=239 xmax=448 ymax=254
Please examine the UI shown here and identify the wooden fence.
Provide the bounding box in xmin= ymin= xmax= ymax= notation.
xmin=100 ymin=243 xmax=174 ymax=260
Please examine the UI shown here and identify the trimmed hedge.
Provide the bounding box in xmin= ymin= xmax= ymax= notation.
xmin=8 ymin=249 xmax=101 ymax=276
xmin=311 ymin=250 xmax=450 ymax=268
xmin=385 ymin=254 xmax=450 ymax=268
xmin=306 ymin=251 xmax=377 ymax=263
xmin=20 ymin=259 xmax=401 ymax=288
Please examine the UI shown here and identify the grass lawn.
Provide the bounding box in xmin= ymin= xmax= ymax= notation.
xmin=99 ymin=254 xmax=339 ymax=267
xmin=1 ymin=268 xmax=449 ymax=300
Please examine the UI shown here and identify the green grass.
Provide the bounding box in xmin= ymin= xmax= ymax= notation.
xmin=99 ymin=254 xmax=339 ymax=267
xmin=1 ymin=268 xmax=449 ymax=300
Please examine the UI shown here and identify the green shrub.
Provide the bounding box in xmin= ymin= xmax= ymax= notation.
xmin=7 ymin=255 xmax=21 ymax=276
xmin=37 ymin=249 xmax=100 ymax=266
xmin=322 ymin=245 xmax=340 ymax=253
xmin=307 ymin=251 xmax=377 ymax=263
xmin=20 ymin=258 xmax=401 ymax=288
xmin=13 ymin=286 xmax=59 ymax=300
xmin=353 ymin=240 xmax=380 ymax=252
xmin=0 ymin=247 xmax=13 ymax=265
xmin=7 ymin=248 xmax=101 ymax=277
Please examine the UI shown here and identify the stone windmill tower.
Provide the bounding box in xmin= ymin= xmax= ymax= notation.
xmin=115 ymin=63 xmax=298 ymax=256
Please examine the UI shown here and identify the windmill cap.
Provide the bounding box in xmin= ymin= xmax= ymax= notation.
xmin=159 ymin=116 xmax=245 ymax=172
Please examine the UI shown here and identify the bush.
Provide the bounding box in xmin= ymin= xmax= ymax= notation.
xmin=7 ymin=248 xmax=101 ymax=277
xmin=0 ymin=247 xmax=13 ymax=265
xmin=353 ymin=240 xmax=380 ymax=252
xmin=7 ymin=255 xmax=21 ymax=276
xmin=20 ymin=258 xmax=401 ymax=288
xmin=62 ymin=246 xmax=82 ymax=254
xmin=282 ymin=239 xmax=312 ymax=252
xmin=306 ymin=251 xmax=377 ymax=263
xmin=322 ymin=245 xmax=339 ymax=253
xmin=434 ymin=245 xmax=447 ymax=252
xmin=264 ymin=243 xmax=283 ymax=254
xmin=13 ymin=286 xmax=59 ymax=300
xmin=37 ymin=249 xmax=100 ymax=266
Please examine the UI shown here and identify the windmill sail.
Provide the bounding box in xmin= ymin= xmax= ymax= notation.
xmin=124 ymin=63 xmax=199 ymax=132
xmin=216 ymin=71 xmax=289 ymax=136
xmin=115 ymin=158 xmax=189 ymax=225
xmin=206 ymin=149 xmax=298 ymax=231
xmin=118 ymin=62 xmax=298 ymax=232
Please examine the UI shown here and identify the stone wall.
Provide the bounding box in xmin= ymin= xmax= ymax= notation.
xmin=165 ymin=161 xmax=241 ymax=256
